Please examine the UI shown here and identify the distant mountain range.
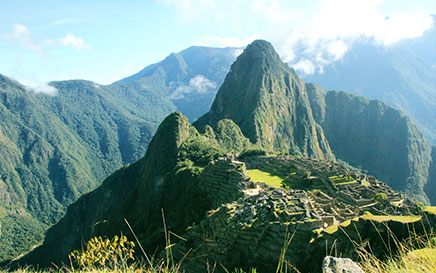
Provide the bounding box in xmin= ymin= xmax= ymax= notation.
xmin=117 ymin=46 xmax=239 ymax=122
xmin=14 ymin=40 xmax=435 ymax=272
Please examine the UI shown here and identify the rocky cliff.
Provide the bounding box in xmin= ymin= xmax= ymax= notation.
xmin=425 ymin=147 xmax=436 ymax=204
xmin=306 ymin=83 xmax=433 ymax=203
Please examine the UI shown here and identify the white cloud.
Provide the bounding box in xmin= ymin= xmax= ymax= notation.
xmin=293 ymin=59 xmax=316 ymax=75
xmin=161 ymin=0 xmax=434 ymax=75
xmin=12 ymin=23 xmax=30 ymax=38
xmin=58 ymin=34 xmax=88 ymax=50
xmin=27 ymin=83 xmax=58 ymax=96
xmin=327 ymin=40 xmax=348 ymax=61
xmin=9 ymin=23 xmax=44 ymax=53
xmin=372 ymin=13 xmax=433 ymax=45
xmin=194 ymin=35 xmax=260 ymax=48
xmin=169 ymin=75 xmax=216 ymax=100
xmin=271 ymin=0 xmax=434 ymax=74
xmin=49 ymin=17 xmax=91 ymax=27
xmin=232 ymin=48 xmax=244 ymax=57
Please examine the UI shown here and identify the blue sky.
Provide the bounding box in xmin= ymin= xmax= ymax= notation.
xmin=1 ymin=0 xmax=435 ymax=87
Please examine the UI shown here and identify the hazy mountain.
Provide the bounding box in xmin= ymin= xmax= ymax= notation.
xmin=302 ymin=20 xmax=436 ymax=144
xmin=118 ymin=46 xmax=239 ymax=121
xmin=16 ymin=40 xmax=434 ymax=270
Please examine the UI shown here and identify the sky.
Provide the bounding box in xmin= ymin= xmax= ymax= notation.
xmin=1 ymin=0 xmax=435 ymax=87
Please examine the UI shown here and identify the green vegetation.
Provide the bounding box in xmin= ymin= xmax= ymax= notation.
xmin=70 ymin=235 xmax=135 ymax=269
xmin=238 ymin=148 xmax=267 ymax=160
xmin=306 ymin=83 xmax=433 ymax=204
xmin=178 ymin=137 xmax=224 ymax=166
xmin=0 ymin=46 xmax=238 ymax=261
xmin=0 ymin=75 xmax=172 ymax=261
xmin=358 ymin=229 xmax=436 ymax=273
xmin=246 ymin=169 xmax=284 ymax=188
xmin=194 ymin=40 xmax=334 ymax=160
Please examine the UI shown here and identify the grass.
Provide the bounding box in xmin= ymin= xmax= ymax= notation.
xmin=424 ymin=206 xmax=436 ymax=215
xmin=4 ymin=216 xmax=436 ymax=273
xmin=360 ymin=214 xmax=422 ymax=223
xmin=358 ymin=232 xmax=436 ymax=273
xmin=322 ymin=217 xmax=360 ymax=234
xmin=246 ymin=169 xmax=284 ymax=188
xmin=335 ymin=180 xmax=358 ymax=186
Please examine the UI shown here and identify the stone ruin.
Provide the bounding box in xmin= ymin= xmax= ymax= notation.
xmin=169 ymin=155 xmax=424 ymax=272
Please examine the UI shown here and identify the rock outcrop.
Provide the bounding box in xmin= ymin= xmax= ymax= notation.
xmin=322 ymin=256 xmax=364 ymax=273
xmin=306 ymin=83 xmax=433 ymax=203
xmin=425 ymin=147 xmax=436 ymax=204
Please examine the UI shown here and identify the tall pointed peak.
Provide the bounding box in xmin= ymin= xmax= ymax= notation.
xmin=233 ymin=40 xmax=290 ymax=75
xmin=194 ymin=40 xmax=334 ymax=160
xmin=243 ymin=40 xmax=280 ymax=59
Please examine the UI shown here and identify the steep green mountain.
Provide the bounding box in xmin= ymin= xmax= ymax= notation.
xmin=14 ymin=40 xmax=435 ymax=272
xmin=118 ymin=46 xmax=238 ymax=121
xmin=306 ymin=83 xmax=433 ymax=203
xmin=424 ymin=147 xmax=436 ymax=204
xmin=302 ymin=19 xmax=436 ymax=144
xmin=15 ymin=112 xmax=222 ymax=266
xmin=0 ymin=75 xmax=173 ymax=261
xmin=194 ymin=40 xmax=334 ymax=160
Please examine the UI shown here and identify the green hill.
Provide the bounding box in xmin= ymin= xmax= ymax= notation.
xmin=194 ymin=40 xmax=333 ymax=160
xmin=424 ymin=147 xmax=436 ymax=204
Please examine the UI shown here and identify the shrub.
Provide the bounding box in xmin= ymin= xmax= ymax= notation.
xmin=238 ymin=148 xmax=267 ymax=160
xmin=178 ymin=137 xmax=225 ymax=165
xmin=69 ymin=234 xmax=135 ymax=270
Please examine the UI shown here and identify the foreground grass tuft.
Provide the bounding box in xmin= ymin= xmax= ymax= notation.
xmin=358 ymin=232 xmax=436 ymax=273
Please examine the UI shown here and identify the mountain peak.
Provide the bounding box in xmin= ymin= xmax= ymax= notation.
xmin=244 ymin=39 xmax=278 ymax=56
xmin=144 ymin=111 xmax=197 ymax=176
xmin=233 ymin=40 xmax=289 ymax=75
xmin=194 ymin=40 xmax=334 ymax=159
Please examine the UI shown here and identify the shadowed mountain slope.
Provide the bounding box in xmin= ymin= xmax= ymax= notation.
xmin=306 ymin=83 xmax=432 ymax=203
